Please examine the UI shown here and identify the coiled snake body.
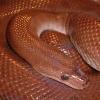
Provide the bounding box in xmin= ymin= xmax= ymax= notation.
xmin=0 ymin=0 xmax=100 ymax=100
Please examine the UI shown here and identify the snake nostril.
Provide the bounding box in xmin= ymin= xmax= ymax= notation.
xmin=61 ymin=74 xmax=69 ymax=80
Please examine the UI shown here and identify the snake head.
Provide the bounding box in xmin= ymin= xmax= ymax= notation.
xmin=58 ymin=67 xmax=89 ymax=90
xmin=40 ymin=56 xmax=89 ymax=90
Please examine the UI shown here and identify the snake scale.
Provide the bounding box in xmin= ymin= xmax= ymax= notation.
xmin=0 ymin=0 xmax=100 ymax=100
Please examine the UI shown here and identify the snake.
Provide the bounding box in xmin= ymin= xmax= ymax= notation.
xmin=0 ymin=0 xmax=100 ymax=100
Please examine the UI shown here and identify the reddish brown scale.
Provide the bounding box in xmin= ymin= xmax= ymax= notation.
xmin=7 ymin=10 xmax=89 ymax=90
xmin=69 ymin=13 xmax=100 ymax=71
xmin=0 ymin=0 xmax=100 ymax=100
xmin=40 ymin=31 xmax=93 ymax=74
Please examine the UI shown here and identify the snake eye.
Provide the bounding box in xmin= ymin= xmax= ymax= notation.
xmin=61 ymin=74 xmax=70 ymax=80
